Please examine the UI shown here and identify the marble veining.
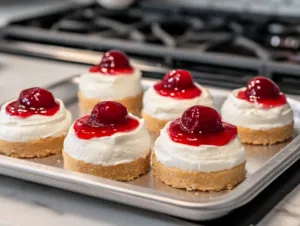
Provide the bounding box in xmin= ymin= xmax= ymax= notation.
xmin=259 ymin=184 xmax=300 ymax=226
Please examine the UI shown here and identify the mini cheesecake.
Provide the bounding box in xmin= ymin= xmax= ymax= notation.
xmin=142 ymin=69 xmax=213 ymax=135
xmin=63 ymin=101 xmax=151 ymax=181
xmin=221 ymin=76 xmax=294 ymax=145
xmin=152 ymin=105 xmax=246 ymax=191
xmin=0 ymin=87 xmax=72 ymax=158
xmin=78 ymin=50 xmax=143 ymax=116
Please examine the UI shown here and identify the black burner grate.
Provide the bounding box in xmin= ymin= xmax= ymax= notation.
xmin=2 ymin=3 xmax=300 ymax=94
xmin=41 ymin=7 xmax=273 ymax=60
xmin=4 ymin=6 xmax=275 ymax=59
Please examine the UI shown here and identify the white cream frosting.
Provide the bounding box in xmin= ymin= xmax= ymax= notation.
xmin=0 ymin=99 xmax=72 ymax=142
xmin=221 ymin=88 xmax=294 ymax=130
xmin=63 ymin=115 xmax=151 ymax=166
xmin=79 ymin=69 xmax=143 ymax=100
xmin=143 ymin=83 xmax=214 ymax=120
xmin=154 ymin=122 xmax=246 ymax=172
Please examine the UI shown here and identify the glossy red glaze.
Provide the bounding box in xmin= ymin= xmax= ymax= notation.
xmin=6 ymin=87 xmax=59 ymax=118
xmin=169 ymin=119 xmax=237 ymax=146
xmin=154 ymin=69 xmax=201 ymax=99
xmin=74 ymin=116 xmax=139 ymax=140
xmin=237 ymin=76 xmax=287 ymax=108
xmin=89 ymin=50 xmax=134 ymax=75
xmin=74 ymin=101 xmax=139 ymax=140
xmin=168 ymin=106 xmax=237 ymax=146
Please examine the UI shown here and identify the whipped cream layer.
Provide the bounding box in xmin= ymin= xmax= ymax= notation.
xmin=154 ymin=122 xmax=246 ymax=172
xmin=63 ymin=115 xmax=151 ymax=166
xmin=221 ymin=88 xmax=294 ymax=130
xmin=143 ymin=84 xmax=214 ymax=120
xmin=0 ymin=100 xmax=72 ymax=142
xmin=79 ymin=69 xmax=143 ymax=100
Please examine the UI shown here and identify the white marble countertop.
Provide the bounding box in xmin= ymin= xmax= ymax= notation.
xmin=259 ymin=184 xmax=300 ymax=226
xmin=0 ymin=53 xmax=300 ymax=226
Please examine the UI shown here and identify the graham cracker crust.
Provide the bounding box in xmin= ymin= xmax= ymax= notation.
xmin=141 ymin=110 xmax=169 ymax=135
xmin=238 ymin=122 xmax=294 ymax=145
xmin=63 ymin=150 xmax=151 ymax=181
xmin=0 ymin=135 xmax=65 ymax=158
xmin=78 ymin=91 xmax=143 ymax=116
xmin=152 ymin=153 xmax=246 ymax=191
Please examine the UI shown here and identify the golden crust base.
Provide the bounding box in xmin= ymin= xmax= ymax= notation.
xmin=63 ymin=151 xmax=151 ymax=181
xmin=238 ymin=122 xmax=294 ymax=145
xmin=152 ymin=153 xmax=246 ymax=191
xmin=78 ymin=91 xmax=143 ymax=116
xmin=0 ymin=136 xmax=65 ymax=158
xmin=141 ymin=110 xmax=169 ymax=135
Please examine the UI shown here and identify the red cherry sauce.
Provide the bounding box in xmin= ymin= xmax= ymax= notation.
xmin=154 ymin=69 xmax=201 ymax=99
xmin=168 ymin=106 xmax=237 ymax=146
xmin=169 ymin=119 xmax=237 ymax=146
xmin=6 ymin=87 xmax=59 ymax=118
xmin=237 ymin=76 xmax=286 ymax=108
xmin=74 ymin=101 xmax=139 ymax=140
xmin=74 ymin=116 xmax=139 ymax=140
xmin=89 ymin=50 xmax=134 ymax=75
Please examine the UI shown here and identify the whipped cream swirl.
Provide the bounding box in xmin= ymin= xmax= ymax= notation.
xmin=143 ymin=84 xmax=214 ymax=120
xmin=79 ymin=69 xmax=143 ymax=100
xmin=63 ymin=115 xmax=151 ymax=166
xmin=221 ymin=88 xmax=294 ymax=130
xmin=154 ymin=122 xmax=246 ymax=172
xmin=0 ymin=99 xmax=72 ymax=142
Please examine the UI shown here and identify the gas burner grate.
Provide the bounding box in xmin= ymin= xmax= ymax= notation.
xmin=5 ymin=5 xmax=273 ymax=59
xmin=2 ymin=3 xmax=300 ymax=94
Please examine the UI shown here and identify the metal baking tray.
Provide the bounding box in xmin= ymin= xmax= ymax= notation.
xmin=0 ymin=77 xmax=300 ymax=221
